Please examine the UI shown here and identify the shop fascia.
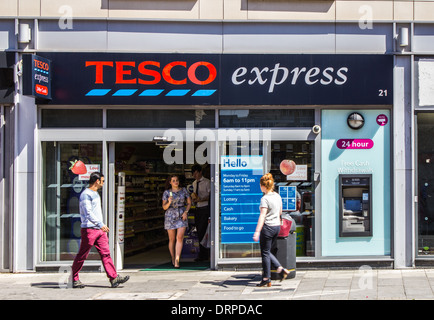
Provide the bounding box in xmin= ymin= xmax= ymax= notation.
xmin=160 ymin=121 xmax=271 ymax=167
xmin=38 ymin=53 xmax=392 ymax=106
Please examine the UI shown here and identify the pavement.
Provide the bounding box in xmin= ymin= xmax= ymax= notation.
xmin=2 ymin=266 xmax=434 ymax=302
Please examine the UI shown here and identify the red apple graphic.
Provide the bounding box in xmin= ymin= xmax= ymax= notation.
xmin=280 ymin=160 xmax=296 ymax=175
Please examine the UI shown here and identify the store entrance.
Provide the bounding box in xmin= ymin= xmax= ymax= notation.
xmin=113 ymin=142 xmax=210 ymax=269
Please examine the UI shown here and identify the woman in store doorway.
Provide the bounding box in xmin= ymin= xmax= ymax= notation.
xmin=253 ymin=173 xmax=290 ymax=287
xmin=162 ymin=175 xmax=191 ymax=268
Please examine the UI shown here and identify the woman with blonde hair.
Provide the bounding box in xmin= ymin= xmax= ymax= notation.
xmin=253 ymin=173 xmax=290 ymax=287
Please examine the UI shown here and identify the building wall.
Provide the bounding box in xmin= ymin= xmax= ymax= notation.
xmin=0 ymin=1 xmax=433 ymax=54
xmin=0 ymin=0 xmax=430 ymax=270
xmin=0 ymin=0 xmax=434 ymax=22
xmin=0 ymin=2 xmax=433 ymax=54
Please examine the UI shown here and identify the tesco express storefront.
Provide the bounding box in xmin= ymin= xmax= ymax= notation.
xmin=34 ymin=52 xmax=393 ymax=270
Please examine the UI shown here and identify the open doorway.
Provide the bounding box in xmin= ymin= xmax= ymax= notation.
xmin=114 ymin=142 xmax=210 ymax=269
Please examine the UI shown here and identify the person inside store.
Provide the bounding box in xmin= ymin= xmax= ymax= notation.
xmin=191 ymin=164 xmax=211 ymax=262
xmin=162 ymin=174 xmax=192 ymax=268
xmin=253 ymin=173 xmax=291 ymax=287
xmin=71 ymin=171 xmax=130 ymax=288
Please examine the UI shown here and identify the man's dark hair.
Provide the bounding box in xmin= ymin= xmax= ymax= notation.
xmin=191 ymin=164 xmax=202 ymax=174
xmin=89 ymin=171 xmax=104 ymax=185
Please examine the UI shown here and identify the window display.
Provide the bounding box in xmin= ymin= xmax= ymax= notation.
xmin=42 ymin=142 xmax=102 ymax=261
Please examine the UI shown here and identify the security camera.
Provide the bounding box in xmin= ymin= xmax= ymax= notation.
xmin=312 ymin=125 xmax=321 ymax=134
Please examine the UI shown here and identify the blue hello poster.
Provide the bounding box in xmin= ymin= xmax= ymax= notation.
xmin=220 ymin=156 xmax=263 ymax=244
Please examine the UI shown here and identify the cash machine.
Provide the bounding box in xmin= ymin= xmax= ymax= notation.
xmin=339 ymin=174 xmax=372 ymax=237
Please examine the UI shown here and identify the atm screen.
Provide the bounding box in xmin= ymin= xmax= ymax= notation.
xmin=344 ymin=198 xmax=362 ymax=212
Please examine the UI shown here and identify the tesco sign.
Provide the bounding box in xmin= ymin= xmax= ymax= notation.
xmin=23 ymin=54 xmax=52 ymax=100
xmin=39 ymin=52 xmax=393 ymax=106
xmin=85 ymin=60 xmax=217 ymax=86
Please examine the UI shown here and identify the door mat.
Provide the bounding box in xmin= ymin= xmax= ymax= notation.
xmin=141 ymin=261 xmax=209 ymax=271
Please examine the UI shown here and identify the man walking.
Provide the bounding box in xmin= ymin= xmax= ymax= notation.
xmin=71 ymin=171 xmax=129 ymax=288
xmin=191 ymin=164 xmax=211 ymax=262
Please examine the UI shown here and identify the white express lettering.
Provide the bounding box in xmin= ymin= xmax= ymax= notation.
xmin=321 ymin=67 xmax=334 ymax=85
xmin=335 ymin=67 xmax=348 ymax=85
xmin=232 ymin=65 xmax=349 ymax=92
xmin=248 ymin=67 xmax=269 ymax=85
xmin=232 ymin=67 xmax=248 ymax=85
xmin=35 ymin=74 xmax=49 ymax=83
xmin=305 ymin=67 xmax=320 ymax=85
xmin=269 ymin=63 xmax=289 ymax=93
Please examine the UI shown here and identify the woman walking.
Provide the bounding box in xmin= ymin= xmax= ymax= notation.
xmin=253 ymin=173 xmax=290 ymax=287
xmin=162 ymin=175 xmax=191 ymax=268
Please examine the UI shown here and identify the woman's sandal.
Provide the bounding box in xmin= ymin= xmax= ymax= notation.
xmin=279 ymin=268 xmax=290 ymax=282
xmin=256 ymin=279 xmax=271 ymax=287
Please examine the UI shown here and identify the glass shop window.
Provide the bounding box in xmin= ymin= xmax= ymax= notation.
xmin=219 ymin=140 xmax=315 ymax=259
xmin=41 ymin=142 xmax=102 ymax=261
xmin=417 ymin=113 xmax=434 ymax=256
xmin=41 ymin=109 xmax=103 ymax=128
xmin=219 ymin=109 xmax=314 ymax=128
xmin=107 ymin=109 xmax=215 ymax=128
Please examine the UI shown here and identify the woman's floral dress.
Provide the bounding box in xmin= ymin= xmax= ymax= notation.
xmin=162 ymin=188 xmax=190 ymax=230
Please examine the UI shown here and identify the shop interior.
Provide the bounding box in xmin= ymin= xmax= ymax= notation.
xmin=114 ymin=142 xmax=210 ymax=268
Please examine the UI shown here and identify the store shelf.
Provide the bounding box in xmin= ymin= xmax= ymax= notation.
xmin=125 ymin=237 xmax=168 ymax=255
xmin=115 ymin=171 xmax=173 ymax=177
xmin=116 ymin=189 xmax=160 ymax=194
xmin=134 ymin=225 xmax=163 ymax=233
xmin=125 ymin=214 xmax=164 ymax=223
xmin=125 ymin=202 xmax=158 ymax=209
xmin=126 ymin=189 xmax=154 ymax=193
xmin=115 ymin=169 xmax=170 ymax=257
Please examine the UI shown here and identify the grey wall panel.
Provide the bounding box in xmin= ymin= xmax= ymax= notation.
xmin=393 ymin=55 xmax=414 ymax=268
xmin=107 ymin=21 xmax=223 ymax=53
xmin=38 ymin=20 xmax=108 ymax=51
xmin=34 ymin=20 xmax=398 ymax=54
xmin=416 ymin=58 xmax=434 ymax=108
xmin=1 ymin=106 xmax=13 ymax=271
xmin=336 ymin=23 xmax=392 ymax=53
xmin=414 ymin=24 xmax=434 ymax=53
xmin=14 ymin=95 xmax=36 ymax=271
xmin=0 ymin=20 xmax=15 ymax=50
xmin=223 ymin=23 xmax=336 ymax=53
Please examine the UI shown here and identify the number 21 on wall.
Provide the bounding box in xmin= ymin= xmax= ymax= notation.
xmin=378 ymin=89 xmax=388 ymax=96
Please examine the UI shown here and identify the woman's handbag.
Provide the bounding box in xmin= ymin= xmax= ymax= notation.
xmin=278 ymin=213 xmax=296 ymax=238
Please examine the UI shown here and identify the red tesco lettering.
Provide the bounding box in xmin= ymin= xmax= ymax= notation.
xmin=85 ymin=60 xmax=217 ymax=86
xmin=34 ymin=59 xmax=50 ymax=71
